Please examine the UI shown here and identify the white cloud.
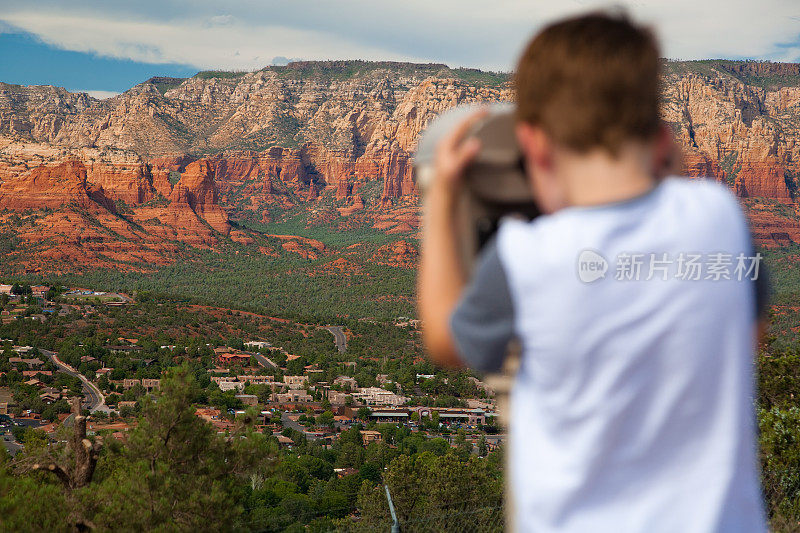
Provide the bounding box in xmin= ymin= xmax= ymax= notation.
xmin=0 ymin=11 xmax=430 ymax=71
xmin=71 ymin=89 xmax=120 ymax=100
xmin=1 ymin=1 xmax=799 ymax=72
xmin=205 ymin=15 xmax=235 ymax=27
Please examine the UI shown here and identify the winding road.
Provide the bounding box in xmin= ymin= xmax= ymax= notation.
xmin=324 ymin=326 xmax=347 ymax=353
xmin=40 ymin=349 xmax=106 ymax=413
xmin=246 ymin=350 xmax=279 ymax=369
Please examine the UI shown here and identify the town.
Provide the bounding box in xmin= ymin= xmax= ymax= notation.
xmin=0 ymin=282 xmax=504 ymax=465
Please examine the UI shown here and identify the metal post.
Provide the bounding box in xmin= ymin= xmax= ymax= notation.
xmin=384 ymin=483 xmax=400 ymax=533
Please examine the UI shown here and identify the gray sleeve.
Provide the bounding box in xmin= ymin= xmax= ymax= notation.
xmin=449 ymin=238 xmax=515 ymax=372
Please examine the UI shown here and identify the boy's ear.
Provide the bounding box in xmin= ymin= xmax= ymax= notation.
xmin=654 ymin=122 xmax=681 ymax=178
xmin=515 ymin=122 xmax=552 ymax=173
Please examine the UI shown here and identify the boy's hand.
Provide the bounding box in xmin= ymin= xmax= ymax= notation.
xmin=430 ymin=109 xmax=487 ymax=197
xmin=419 ymin=108 xmax=487 ymax=369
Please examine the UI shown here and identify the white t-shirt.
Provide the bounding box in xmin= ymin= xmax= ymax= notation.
xmin=450 ymin=177 xmax=766 ymax=532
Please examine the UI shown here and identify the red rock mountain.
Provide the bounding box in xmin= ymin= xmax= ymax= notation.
xmin=1 ymin=60 xmax=800 ymax=270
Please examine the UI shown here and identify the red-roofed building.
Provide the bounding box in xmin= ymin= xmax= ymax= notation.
xmin=31 ymin=286 xmax=49 ymax=298
xmin=217 ymin=353 xmax=251 ymax=366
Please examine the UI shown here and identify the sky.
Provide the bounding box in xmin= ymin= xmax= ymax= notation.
xmin=0 ymin=0 xmax=799 ymax=99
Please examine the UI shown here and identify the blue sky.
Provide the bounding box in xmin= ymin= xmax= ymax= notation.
xmin=0 ymin=32 xmax=197 ymax=97
xmin=0 ymin=0 xmax=799 ymax=99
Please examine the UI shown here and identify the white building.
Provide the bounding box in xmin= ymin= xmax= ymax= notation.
xmin=284 ymin=375 xmax=309 ymax=389
xmin=353 ymin=387 xmax=408 ymax=407
xmin=218 ymin=381 xmax=245 ymax=392
xmin=244 ymin=341 xmax=271 ymax=350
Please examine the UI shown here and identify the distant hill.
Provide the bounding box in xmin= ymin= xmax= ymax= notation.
xmin=1 ymin=59 xmax=800 ymax=323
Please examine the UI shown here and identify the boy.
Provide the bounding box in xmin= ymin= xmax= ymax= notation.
xmin=418 ymin=12 xmax=767 ymax=533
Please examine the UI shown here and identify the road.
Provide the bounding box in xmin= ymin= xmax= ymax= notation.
xmin=246 ymin=350 xmax=278 ymax=369
xmin=281 ymin=411 xmax=307 ymax=433
xmin=40 ymin=349 xmax=106 ymax=413
xmin=280 ymin=411 xmax=341 ymax=440
xmin=324 ymin=326 xmax=347 ymax=353
xmin=1 ymin=431 xmax=23 ymax=456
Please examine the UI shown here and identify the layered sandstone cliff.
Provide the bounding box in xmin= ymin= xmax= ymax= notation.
xmin=0 ymin=141 xmax=232 ymax=256
xmin=2 ymin=59 xmax=800 ymax=268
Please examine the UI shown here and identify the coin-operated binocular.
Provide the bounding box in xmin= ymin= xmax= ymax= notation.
xmin=414 ymin=103 xmax=541 ymax=272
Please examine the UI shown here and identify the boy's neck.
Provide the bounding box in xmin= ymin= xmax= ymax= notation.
xmin=557 ymin=143 xmax=658 ymax=208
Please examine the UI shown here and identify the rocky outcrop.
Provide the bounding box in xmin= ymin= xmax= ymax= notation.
xmin=5 ymin=60 xmax=799 ymax=211
xmin=0 ymin=141 xmax=231 ymax=259
xmin=0 ymin=160 xmax=94 ymax=210
xmin=0 ymin=62 xmax=513 ymax=206
xmin=3 ymin=59 xmax=800 ymax=268
xmin=168 ymin=160 xmax=230 ymax=235
xmin=662 ymin=64 xmax=800 ymax=204
xmin=85 ymin=159 xmax=155 ymax=205
xmin=371 ymin=239 xmax=418 ymax=268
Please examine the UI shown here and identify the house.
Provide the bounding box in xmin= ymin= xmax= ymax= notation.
xmin=271 ymin=391 xmax=312 ymax=403
xmin=195 ymin=408 xmax=222 ymax=422
xmin=235 ymin=394 xmax=258 ymax=406
xmin=360 ymin=430 xmax=383 ymax=445
xmin=105 ymin=345 xmax=144 ymax=355
xmin=0 ymin=285 xmax=12 ymax=295
xmin=425 ymin=408 xmax=488 ymax=426
xmin=333 ymin=375 xmax=358 ymax=390
xmin=275 ymin=434 xmax=294 ymax=446
xmin=244 ymin=341 xmax=271 ymax=350
xmin=123 ymin=379 xmax=141 ymax=389
xmin=118 ymin=401 xmax=137 ymax=409
xmin=141 ymin=379 xmax=160 ymax=391
xmin=334 ymin=467 xmax=358 ymax=478
xmin=217 ymin=353 xmax=251 ymax=366
xmin=353 ymin=387 xmax=408 ymax=407
xmin=39 ymin=391 xmax=61 ymax=404
xmin=283 ymin=375 xmax=309 ymax=389
xmin=236 ymin=375 xmax=273 ymax=384
xmin=327 ymin=391 xmax=349 ymax=406
xmin=367 ymin=409 xmax=411 ymax=423
xmin=218 ymin=381 xmax=245 ymax=392
xmin=31 ymin=286 xmax=49 ymax=298
xmin=334 ymin=414 xmax=353 ymax=425
xmin=24 ymin=378 xmax=43 ymax=387
xmin=22 ymin=370 xmax=52 ymax=378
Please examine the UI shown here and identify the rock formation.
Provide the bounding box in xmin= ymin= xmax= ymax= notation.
xmin=0 ymin=160 xmax=94 ymax=210
xmin=168 ymin=160 xmax=230 ymax=235
xmin=2 ymin=59 xmax=800 ymax=270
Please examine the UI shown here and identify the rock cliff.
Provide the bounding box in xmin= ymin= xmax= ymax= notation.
xmin=1 ymin=59 xmax=800 ymax=271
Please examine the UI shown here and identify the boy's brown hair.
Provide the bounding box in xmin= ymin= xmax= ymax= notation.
xmin=515 ymin=12 xmax=661 ymax=155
